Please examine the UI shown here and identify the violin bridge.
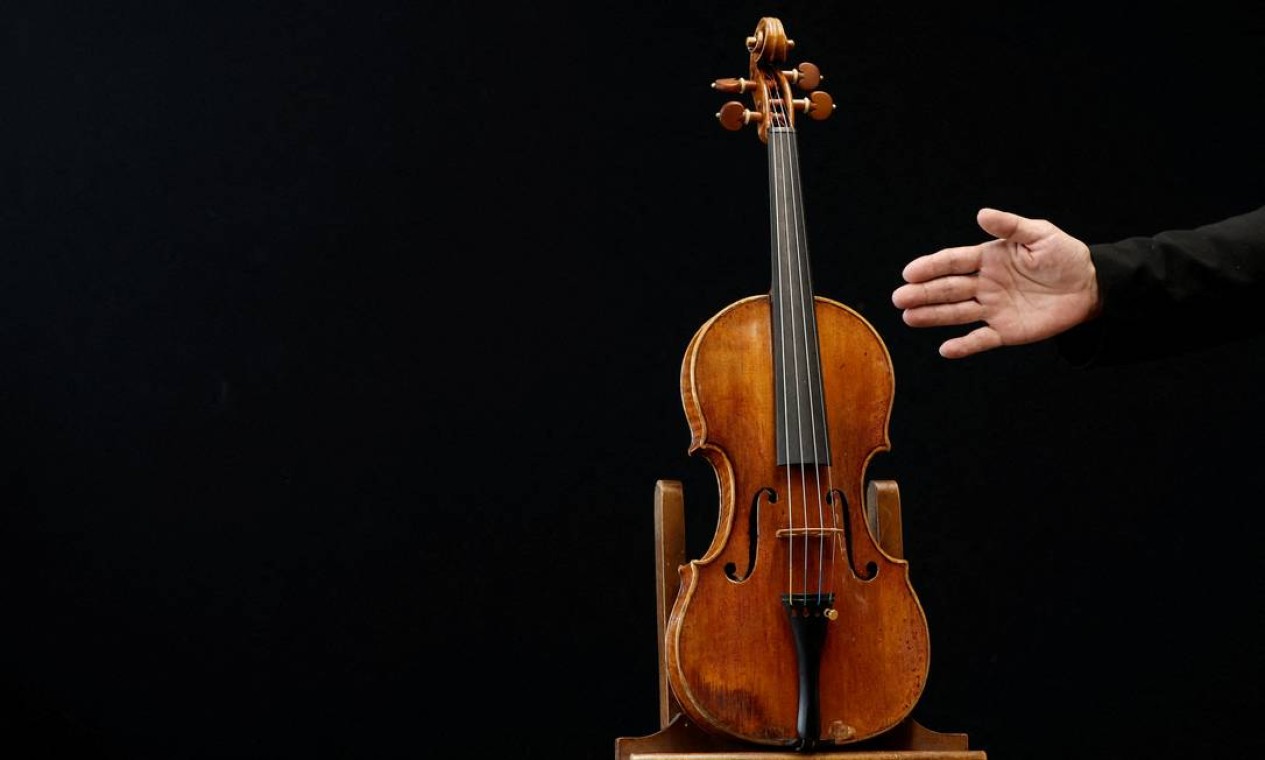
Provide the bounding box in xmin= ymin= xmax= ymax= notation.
xmin=774 ymin=527 xmax=845 ymax=539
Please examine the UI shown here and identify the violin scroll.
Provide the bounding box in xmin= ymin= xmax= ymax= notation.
xmin=712 ymin=17 xmax=835 ymax=140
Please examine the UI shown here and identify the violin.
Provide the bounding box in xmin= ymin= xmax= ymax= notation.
xmin=663 ymin=18 xmax=931 ymax=750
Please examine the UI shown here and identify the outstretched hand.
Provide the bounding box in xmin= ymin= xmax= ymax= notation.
xmin=891 ymin=208 xmax=1101 ymax=358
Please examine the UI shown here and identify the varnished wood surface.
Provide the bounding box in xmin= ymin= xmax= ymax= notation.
xmin=615 ymin=481 xmax=985 ymax=760
xmin=666 ymin=296 xmax=930 ymax=746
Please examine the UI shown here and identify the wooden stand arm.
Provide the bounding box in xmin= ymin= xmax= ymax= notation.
xmin=654 ymin=479 xmax=686 ymax=729
xmin=865 ymin=479 xmax=905 ymax=559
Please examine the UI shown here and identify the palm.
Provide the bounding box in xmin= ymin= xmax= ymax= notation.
xmin=892 ymin=208 xmax=1099 ymax=358
xmin=975 ymin=233 xmax=1087 ymax=345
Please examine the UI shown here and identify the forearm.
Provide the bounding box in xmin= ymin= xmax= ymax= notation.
xmin=1057 ymin=204 xmax=1265 ymax=365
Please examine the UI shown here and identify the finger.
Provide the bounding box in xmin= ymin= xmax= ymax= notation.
xmin=901 ymin=300 xmax=983 ymax=329
xmin=977 ymin=207 xmax=1047 ymax=247
xmin=901 ymin=245 xmax=983 ymax=283
xmin=892 ymin=274 xmax=979 ymax=309
xmin=938 ymin=325 xmax=1004 ymax=359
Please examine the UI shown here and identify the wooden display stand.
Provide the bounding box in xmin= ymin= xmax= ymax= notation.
xmin=614 ymin=479 xmax=986 ymax=760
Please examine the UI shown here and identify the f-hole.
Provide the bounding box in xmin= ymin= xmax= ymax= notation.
xmin=828 ymin=488 xmax=877 ymax=580
xmin=726 ymin=487 xmax=776 ymax=581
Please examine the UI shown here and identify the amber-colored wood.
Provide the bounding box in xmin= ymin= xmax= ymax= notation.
xmin=665 ymin=296 xmax=931 ymax=747
xmin=613 ymin=480 xmax=985 ymax=760
xmin=656 ymin=480 xmax=686 ymax=729
xmin=866 ymin=480 xmax=904 ymax=560
xmin=712 ymin=17 xmax=833 ymax=143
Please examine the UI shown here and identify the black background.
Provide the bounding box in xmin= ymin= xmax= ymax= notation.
xmin=4 ymin=2 xmax=1265 ymax=758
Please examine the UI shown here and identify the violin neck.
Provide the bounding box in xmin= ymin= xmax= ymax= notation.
xmin=767 ymin=126 xmax=832 ymax=467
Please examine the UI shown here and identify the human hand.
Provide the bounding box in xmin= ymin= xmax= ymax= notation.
xmin=891 ymin=208 xmax=1100 ymax=358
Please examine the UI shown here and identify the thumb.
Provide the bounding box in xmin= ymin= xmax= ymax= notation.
xmin=976 ymin=207 xmax=1043 ymax=246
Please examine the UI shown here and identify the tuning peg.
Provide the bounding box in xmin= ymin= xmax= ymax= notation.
xmin=712 ymin=77 xmax=757 ymax=94
xmin=794 ymin=90 xmax=835 ymax=120
xmin=784 ymin=62 xmax=822 ymax=91
xmin=716 ymin=101 xmax=761 ymax=131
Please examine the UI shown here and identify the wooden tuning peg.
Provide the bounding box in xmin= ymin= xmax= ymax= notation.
xmin=716 ymin=101 xmax=759 ymax=131
xmin=785 ymin=62 xmax=822 ymax=91
xmin=799 ymin=90 xmax=834 ymax=121
xmin=712 ymin=77 xmax=756 ymax=94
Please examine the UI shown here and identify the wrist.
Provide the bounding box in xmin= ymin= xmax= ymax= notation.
xmin=1081 ymin=244 xmax=1103 ymax=321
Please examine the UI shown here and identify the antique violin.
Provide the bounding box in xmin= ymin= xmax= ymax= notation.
xmin=663 ymin=18 xmax=931 ymax=750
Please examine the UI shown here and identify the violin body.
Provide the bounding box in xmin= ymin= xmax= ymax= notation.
xmin=665 ymin=294 xmax=929 ymax=747
xmin=662 ymin=18 xmax=930 ymax=749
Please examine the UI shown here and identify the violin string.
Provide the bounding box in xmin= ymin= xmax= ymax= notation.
xmin=770 ymin=74 xmax=835 ymax=605
xmin=774 ymin=85 xmax=806 ymax=602
xmin=780 ymin=76 xmax=831 ymax=603
xmin=770 ymin=75 xmax=823 ymax=604
xmin=796 ymin=90 xmax=840 ymax=604
xmin=767 ymin=73 xmax=799 ymax=604
xmin=796 ymin=85 xmax=836 ymax=602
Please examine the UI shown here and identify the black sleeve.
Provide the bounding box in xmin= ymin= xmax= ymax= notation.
xmin=1056 ymin=204 xmax=1265 ymax=366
